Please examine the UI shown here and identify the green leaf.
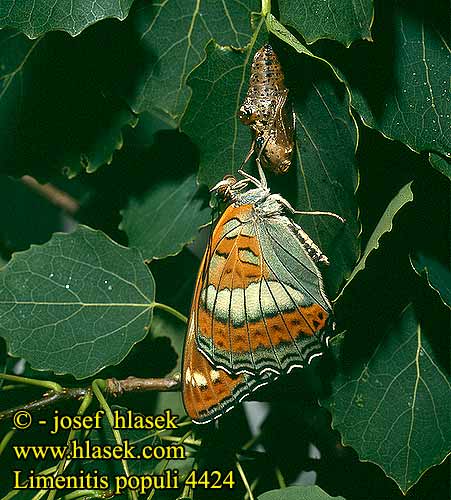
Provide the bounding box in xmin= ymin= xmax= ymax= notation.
xmin=266 ymin=14 xmax=316 ymax=58
xmin=258 ymin=485 xmax=346 ymax=500
xmin=429 ymin=153 xmax=451 ymax=181
xmin=130 ymin=0 xmax=259 ymax=124
xmin=287 ymin=61 xmax=359 ymax=298
xmin=0 ymin=23 xmax=138 ymax=179
xmin=279 ymin=0 xmax=373 ymax=47
xmin=181 ymin=37 xmax=264 ymax=187
xmin=321 ymin=305 xmax=451 ymax=494
xmin=0 ymin=0 xmax=133 ymax=38
xmin=183 ymin=37 xmax=359 ymax=295
xmin=120 ymin=173 xmax=210 ymax=261
xmin=336 ymin=182 xmax=413 ymax=300
xmin=334 ymin=1 xmax=451 ymax=159
xmin=410 ymin=253 xmax=451 ymax=310
xmin=0 ymin=225 xmax=155 ymax=379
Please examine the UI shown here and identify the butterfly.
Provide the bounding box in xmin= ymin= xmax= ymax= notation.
xmin=182 ymin=163 xmax=343 ymax=424
xmin=238 ymin=44 xmax=295 ymax=174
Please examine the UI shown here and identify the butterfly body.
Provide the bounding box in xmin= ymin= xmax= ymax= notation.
xmin=182 ymin=171 xmax=337 ymax=424
xmin=239 ymin=44 xmax=295 ymax=174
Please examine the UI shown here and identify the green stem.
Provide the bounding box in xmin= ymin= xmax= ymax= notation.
xmin=32 ymin=490 xmax=50 ymax=500
xmin=245 ymin=478 xmax=260 ymax=500
xmin=159 ymin=435 xmax=201 ymax=447
xmin=61 ymin=491 xmax=108 ymax=500
xmin=47 ymin=391 xmax=93 ymax=500
xmin=91 ymin=380 xmax=137 ymax=500
xmin=152 ymin=302 xmax=188 ymax=324
xmin=0 ymin=374 xmax=62 ymax=393
xmin=275 ymin=466 xmax=286 ymax=489
xmin=0 ymin=461 xmax=72 ymax=500
xmin=236 ymin=460 xmax=254 ymax=500
xmin=0 ymin=429 xmax=15 ymax=457
xmin=261 ymin=0 xmax=271 ymax=16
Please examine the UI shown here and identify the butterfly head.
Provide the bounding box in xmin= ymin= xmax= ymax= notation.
xmin=211 ymin=168 xmax=270 ymax=207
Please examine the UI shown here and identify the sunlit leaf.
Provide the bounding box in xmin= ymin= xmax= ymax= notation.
xmin=181 ymin=37 xmax=264 ymax=187
xmin=0 ymin=0 xmax=134 ymax=38
xmin=279 ymin=0 xmax=373 ymax=46
xmin=321 ymin=305 xmax=451 ymax=494
xmin=336 ymin=182 xmax=413 ymax=300
xmin=0 ymin=225 xmax=155 ymax=379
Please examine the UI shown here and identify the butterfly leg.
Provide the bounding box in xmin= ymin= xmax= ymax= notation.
xmin=239 ymin=139 xmax=256 ymax=171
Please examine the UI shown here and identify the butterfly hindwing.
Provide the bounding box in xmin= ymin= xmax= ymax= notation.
xmin=195 ymin=205 xmax=331 ymax=376
xmin=182 ymin=312 xmax=276 ymax=424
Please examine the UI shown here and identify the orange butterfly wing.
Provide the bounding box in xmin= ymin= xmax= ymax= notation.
xmin=182 ymin=201 xmax=330 ymax=422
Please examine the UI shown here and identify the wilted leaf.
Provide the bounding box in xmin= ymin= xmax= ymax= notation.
xmin=321 ymin=305 xmax=451 ymax=493
xmin=130 ymin=0 xmax=259 ymax=124
xmin=258 ymin=485 xmax=346 ymax=500
xmin=279 ymin=0 xmax=373 ymax=46
xmin=332 ymin=1 xmax=451 ymax=159
xmin=0 ymin=0 xmax=134 ymax=38
xmin=120 ymin=173 xmax=210 ymax=261
xmin=0 ymin=22 xmax=139 ymax=179
xmin=337 ymin=182 xmax=413 ymax=300
xmin=0 ymin=225 xmax=155 ymax=379
xmin=410 ymin=253 xmax=451 ymax=309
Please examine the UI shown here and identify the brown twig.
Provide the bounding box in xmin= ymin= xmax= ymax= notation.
xmin=105 ymin=375 xmax=181 ymax=396
xmin=0 ymin=375 xmax=181 ymax=421
xmin=0 ymin=387 xmax=88 ymax=421
xmin=20 ymin=175 xmax=80 ymax=215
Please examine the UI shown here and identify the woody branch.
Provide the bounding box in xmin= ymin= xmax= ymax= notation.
xmin=0 ymin=375 xmax=181 ymax=422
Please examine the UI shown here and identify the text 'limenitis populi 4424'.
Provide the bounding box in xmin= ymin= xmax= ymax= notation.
xmin=238 ymin=44 xmax=295 ymax=175
xmin=182 ymin=161 xmax=344 ymax=424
